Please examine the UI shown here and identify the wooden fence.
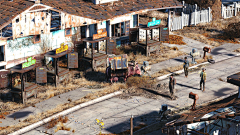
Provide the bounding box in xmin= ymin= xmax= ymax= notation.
xmin=170 ymin=4 xmax=212 ymax=31
xmin=222 ymin=2 xmax=240 ymax=19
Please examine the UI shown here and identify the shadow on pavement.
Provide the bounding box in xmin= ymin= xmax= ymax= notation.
xmin=8 ymin=111 xmax=33 ymax=119
xmin=141 ymin=88 xmax=172 ymax=99
xmin=225 ymin=53 xmax=236 ymax=56
xmin=104 ymin=111 xmax=161 ymax=134
xmin=176 ymin=83 xmax=199 ymax=90
xmin=211 ymin=48 xmax=224 ymax=55
xmin=213 ymin=87 xmax=234 ymax=97
xmin=172 ymin=58 xmax=184 ymax=63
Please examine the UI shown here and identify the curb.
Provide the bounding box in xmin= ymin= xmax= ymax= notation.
xmin=156 ymin=53 xmax=240 ymax=81
xmin=9 ymin=90 xmax=123 ymax=135
xmin=133 ymin=91 xmax=239 ymax=134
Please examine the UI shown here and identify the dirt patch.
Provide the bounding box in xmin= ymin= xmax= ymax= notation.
xmin=162 ymin=35 xmax=187 ymax=45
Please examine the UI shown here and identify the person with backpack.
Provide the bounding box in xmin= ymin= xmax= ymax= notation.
xmin=183 ymin=57 xmax=189 ymax=78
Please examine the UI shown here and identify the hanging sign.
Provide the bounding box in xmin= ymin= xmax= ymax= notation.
xmin=22 ymin=57 xmax=36 ymax=69
xmin=56 ymin=43 xmax=68 ymax=54
xmin=93 ymin=29 xmax=107 ymax=40
xmin=147 ymin=18 xmax=161 ymax=27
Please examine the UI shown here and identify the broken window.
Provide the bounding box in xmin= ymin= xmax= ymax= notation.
xmin=65 ymin=28 xmax=72 ymax=36
xmin=16 ymin=18 xmax=19 ymax=23
xmin=0 ymin=46 xmax=5 ymax=62
xmin=133 ymin=14 xmax=138 ymax=28
xmin=34 ymin=35 xmax=41 ymax=44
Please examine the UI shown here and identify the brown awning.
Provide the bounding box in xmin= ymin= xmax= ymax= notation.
xmin=227 ymin=72 xmax=240 ymax=86
xmin=10 ymin=64 xmax=36 ymax=74
xmin=44 ymin=49 xmax=71 ymax=58
xmin=138 ymin=24 xmax=164 ymax=30
xmin=82 ymin=37 xmax=109 ymax=43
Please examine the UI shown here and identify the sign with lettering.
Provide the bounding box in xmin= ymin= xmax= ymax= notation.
xmin=36 ymin=67 xmax=47 ymax=83
xmin=0 ymin=71 xmax=9 ymax=88
xmin=56 ymin=43 xmax=68 ymax=54
xmin=160 ymin=27 xmax=169 ymax=41
xmin=22 ymin=57 xmax=36 ymax=69
xmin=93 ymin=29 xmax=107 ymax=40
xmin=147 ymin=18 xmax=161 ymax=27
xmin=68 ymin=52 xmax=78 ymax=68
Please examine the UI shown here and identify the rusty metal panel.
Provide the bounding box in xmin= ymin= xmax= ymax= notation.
xmin=36 ymin=67 xmax=47 ymax=83
xmin=68 ymin=52 xmax=78 ymax=68
xmin=227 ymin=72 xmax=240 ymax=86
xmin=61 ymin=12 xmax=66 ymax=30
xmin=160 ymin=27 xmax=169 ymax=41
xmin=0 ymin=70 xmax=10 ymax=88
xmin=129 ymin=28 xmax=138 ymax=42
xmin=29 ymin=12 xmax=35 ymax=35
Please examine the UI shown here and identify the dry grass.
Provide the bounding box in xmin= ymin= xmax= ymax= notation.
xmin=126 ymin=76 xmax=155 ymax=88
xmin=45 ymin=116 xmax=68 ymax=129
xmin=116 ymin=45 xmax=186 ymax=65
xmin=162 ymin=35 xmax=187 ymax=45
xmin=54 ymin=122 xmax=71 ymax=133
xmin=174 ymin=15 xmax=240 ymax=48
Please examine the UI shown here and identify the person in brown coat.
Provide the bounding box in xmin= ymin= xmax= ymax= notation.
xmin=169 ymin=74 xmax=176 ymax=100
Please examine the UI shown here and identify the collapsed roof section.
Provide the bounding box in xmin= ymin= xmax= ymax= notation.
xmin=41 ymin=0 xmax=183 ymax=21
xmin=0 ymin=0 xmax=34 ymax=30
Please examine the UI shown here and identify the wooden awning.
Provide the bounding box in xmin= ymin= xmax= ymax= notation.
xmin=227 ymin=72 xmax=240 ymax=86
xmin=82 ymin=37 xmax=109 ymax=43
xmin=10 ymin=64 xmax=36 ymax=74
xmin=138 ymin=24 xmax=164 ymax=30
xmin=44 ymin=49 xmax=70 ymax=58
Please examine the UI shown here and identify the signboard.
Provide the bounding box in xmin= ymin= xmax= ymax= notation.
xmin=147 ymin=18 xmax=161 ymax=27
xmin=36 ymin=67 xmax=47 ymax=83
xmin=160 ymin=27 xmax=169 ymax=41
xmin=109 ymin=54 xmax=128 ymax=70
xmin=93 ymin=29 xmax=107 ymax=40
xmin=125 ymin=21 xmax=130 ymax=35
xmin=68 ymin=52 xmax=78 ymax=68
xmin=107 ymin=38 xmax=116 ymax=54
xmin=0 ymin=71 xmax=9 ymax=88
xmin=56 ymin=43 xmax=68 ymax=54
xmin=22 ymin=57 xmax=36 ymax=69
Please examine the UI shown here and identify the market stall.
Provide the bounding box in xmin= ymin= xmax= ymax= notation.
xmin=81 ymin=29 xmax=109 ymax=71
xmin=10 ymin=57 xmax=38 ymax=103
xmin=137 ymin=18 xmax=165 ymax=56
xmin=44 ymin=43 xmax=70 ymax=87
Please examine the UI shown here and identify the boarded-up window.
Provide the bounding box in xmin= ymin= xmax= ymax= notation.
xmin=34 ymin=35 xmax=41 ymax=43
xmin=65 ymin=28 xmax=72 ymax=36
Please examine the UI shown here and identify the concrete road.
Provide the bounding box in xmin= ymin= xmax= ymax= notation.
xmin=24 ymin=55 xmax=240 ymax=135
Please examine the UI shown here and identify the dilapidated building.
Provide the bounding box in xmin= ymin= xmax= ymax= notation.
xmin=0 ymin=0 xmax=183 ymax=88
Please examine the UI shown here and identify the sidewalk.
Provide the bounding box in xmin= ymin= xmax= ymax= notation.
xmin=1 ymin=35 xmax=240 ymax=133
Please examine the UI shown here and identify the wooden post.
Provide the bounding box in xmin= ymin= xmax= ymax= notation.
xmin=119 ymin=23 xmax=121 ymax=37
xmin=146 ymin=30 xmax=147 ymax=45
xmin=21 ymin=73 xmax=24 ymax=103
xmin=55 ymin=58 xmax=58 ymax=87
xmin=168 ymin=9 xmax=171 ymax=31
xmin=91 ymin=42 xmax=94 ymax=59
xmin=105 ymin=39 xmax=108 ymax=54
xmin=222 ymin=4 xmax=224 ymax=18
xmin=181 ymin=11 xmax=184 ymax=29
xmin=114 ymin=24 xmax=116 ymax=37
xmin=208 ymin=7 xmax=211 ymax=22
xmin=195 ymin=4 xmax=197 ymax=25
xmin=130 ymin=115 xmax=133 ymax=135
xmin=159 ymin=27 xmax=161 ymax=42
xmin=234 ymin=2 xmax=237 ymax=16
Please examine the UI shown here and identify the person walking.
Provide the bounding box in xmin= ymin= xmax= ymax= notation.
xmin=200 ymin=68 xmax=207 ymax=92
xmin=169 ymin=74 xmax=176 ymax=100
xmin=183 ymin=57 xmax=189 ymax=78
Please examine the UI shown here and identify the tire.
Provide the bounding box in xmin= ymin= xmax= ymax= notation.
xmin=208 ymin=59 xmax=215 ymax=64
